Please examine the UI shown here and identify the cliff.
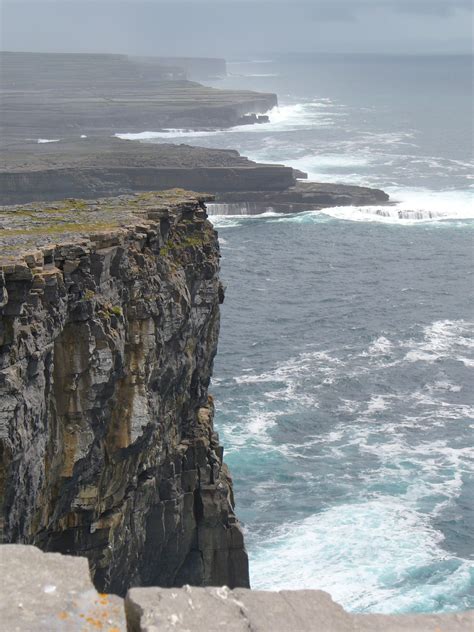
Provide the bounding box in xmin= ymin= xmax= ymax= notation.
xmin=2 ymin=546 xmax=472 ymax=631
xmin=0 ymin=140 xmax=296 ymax=205
xmin=213 ymin=181 xmax=390 ymax=213
xmin=0 ymin=191 xmax=249 ymax=595
xmin=0 ymin=139 xmax=389 ymax=210
xmin=1 ymin=52 xmax=277 ymax=145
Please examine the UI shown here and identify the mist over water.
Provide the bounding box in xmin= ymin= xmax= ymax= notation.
xmin=131 ymin=54 xmax=473 ymax=222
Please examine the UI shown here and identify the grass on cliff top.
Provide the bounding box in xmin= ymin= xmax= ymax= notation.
xmin=0 ymin=190 xmax=204 ymax=242
xmin=0 ymin=221 xmax=120 ymax=237
xmin=133 ymin=189 xmax=201 ymax=204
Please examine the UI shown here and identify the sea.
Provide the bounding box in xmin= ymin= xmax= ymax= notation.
xmin=117 ymin=54 xmax=474 ymax=614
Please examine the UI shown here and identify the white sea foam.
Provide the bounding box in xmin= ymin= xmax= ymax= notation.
xmin=234 ymin=350 xmax=342 ymax=386
xmin=246 ymin=411 xmax=278 ymax=439
xmin=208 ymin=215 xmax=251 ymax=229
xmin=37 ymin=138 xmax=60 ymax=144
xmin=220 ymin=407 xmax=282 ymax=452
xmin=386 ymin=187 xmax=474 ymax=220
xmin=365 ymin=336 xmax=393 ymax=357
xmin=404 ymin=320 xmax=474 ymax=366
xmin=365 ymin=395 xmax=390 ymax=415
xmin=209 ymin=190 xmax=473 ymax=227
xmin=319 ymin=193 xmax=474 ymax=224
xmin=250 ymin=498 xmax=472 ymax=613
xmin=207 ymin=203 xmax=277 ymax=216
xmin=115 ymin=100 xmax=340 ymax=142
xmin=115 ymin=129 xmax=223 ymax=140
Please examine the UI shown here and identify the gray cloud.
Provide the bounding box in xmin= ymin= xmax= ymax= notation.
xmin=1 ymin=1 xmax=472 ymax=56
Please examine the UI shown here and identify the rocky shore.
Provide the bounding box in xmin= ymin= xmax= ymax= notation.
xmin=0 ymin=53 xmax=406 ymax=625
xmin=0 ymin=191 xmax=249 ymax=595
xmin=0 ymin=51 xmax=390 ymax=211
xmin=0 ymin=137 xmax=389 ymax=210
xmin=0 ymin=139 xmax=294 ymax=205
xmin=212 ymin=181 xmax=389 ymax=214
xmin=1 ymin=52 xmax=277 ymax=146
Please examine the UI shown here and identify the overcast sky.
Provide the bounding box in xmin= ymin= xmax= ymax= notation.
xmin=1 ymin=1 xmax=472 ymax=57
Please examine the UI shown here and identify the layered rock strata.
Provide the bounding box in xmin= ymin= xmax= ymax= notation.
xmin=0 ymin=139 xmax=388 ymax=209
xmin=0 ymin=191 xmax=249 ymax=595
xmin=214 ymin=181 xmax=390 ymax=211
xmin=0 ymin=52 xmax=277 ymax=145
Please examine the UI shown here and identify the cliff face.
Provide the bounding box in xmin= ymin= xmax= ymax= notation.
xmin=0 ymin=191 xmax=249 ymax=595
xmin=1 ymin=52 xmax=277 ymax=145
xmin=0 ymin=164 xmax=295 ymax=205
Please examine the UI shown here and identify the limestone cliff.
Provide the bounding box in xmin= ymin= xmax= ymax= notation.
xmin=0 ymin=191 xmax=249 ymax=595
xmin=1 ymin=52 xmax=277 ymax=145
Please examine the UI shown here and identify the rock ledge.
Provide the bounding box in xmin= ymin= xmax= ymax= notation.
xmin=1 ymin=546 xmax=472 ymax=632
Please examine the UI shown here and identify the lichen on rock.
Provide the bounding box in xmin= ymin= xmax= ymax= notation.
xmin=0 ymin=190 xmax=249 ymax=595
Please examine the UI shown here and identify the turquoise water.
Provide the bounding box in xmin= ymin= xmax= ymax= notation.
xmin=212 ymin=214 xmax=473 ymax=613
xmin=119 ymin=54 xmax=474 ymax=613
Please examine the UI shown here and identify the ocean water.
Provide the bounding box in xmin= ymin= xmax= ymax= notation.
xmin=118 ymin=54 xmax=474 ymax=613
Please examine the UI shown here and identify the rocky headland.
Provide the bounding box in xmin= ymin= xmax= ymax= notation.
xmin=1 ymin=52 xmax=277 ymax=146
xmin=0 ymin=191 xmax=249 ymax=595
xmin=0 ymin=51 xmax=390 ymax=211
xmin=0 ymin=139 xmax=294 ymax=205
xmin=0 ymin=137 xmax=389 ymax=210
xmin=1 ymin=192 xmax=469 ymax=632
xmin=0 ymin=52 xmax=412 ymax=628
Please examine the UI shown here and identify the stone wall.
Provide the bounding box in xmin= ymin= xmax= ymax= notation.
xmin=1 ymin=546 xmax=472 ymax=631
xmin=0 ymin=192 xmax=249 ymax=595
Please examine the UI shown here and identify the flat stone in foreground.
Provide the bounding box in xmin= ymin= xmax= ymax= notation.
xmin=126 ymin=585 xmax=474 ymax=632
xmin=1 ymin=545 xmax=473 ymax=631
xmin=0 ymin=545 xmax=125 ymax=631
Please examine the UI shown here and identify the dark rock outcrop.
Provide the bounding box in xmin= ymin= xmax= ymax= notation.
xmin=212 ymin=181 xmax=390 ymax=213
xmin=0 ymin=139 xmax=388 ymax=210
xmin=0 ymin=191 xmax=249 ymax=595
xmin=0 ymin=140 xmax=296 ymax=206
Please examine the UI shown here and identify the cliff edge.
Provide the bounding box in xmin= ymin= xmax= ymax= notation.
xmin=0 ymin=191 xmax=249 ymax=595
xmin=1 ymin=546 xmax=472 ymax=631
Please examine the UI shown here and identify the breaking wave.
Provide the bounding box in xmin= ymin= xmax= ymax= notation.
xmin=215 ymin=314 xmax=474 ymax=611
xmin=208 ymin=185 xmax=473 ymax=226
xmin=114 ymin=100 xmax=340 ymax=141
xmin=250 ymin=500 xmax=473 ymax=613
xmin=318 ymin=187 xmax=474 ymax=224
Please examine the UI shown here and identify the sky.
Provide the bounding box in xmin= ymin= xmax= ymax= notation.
xmin=1 ymin=1 xmax=472 ymax=57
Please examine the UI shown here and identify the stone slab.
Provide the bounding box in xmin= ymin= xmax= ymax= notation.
xmin=0 ymin=545 xmax=125 ymax=631
xmin=125 ymin=585 xmax=474 ymax=632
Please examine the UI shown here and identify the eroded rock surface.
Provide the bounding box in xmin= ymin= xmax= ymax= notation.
xmin=2 ymin=545 xmax=473 ymax=631
xmin=0 ymin=545 xmax=125 ymax=631
xmin=0 ymin=191 xmax=249 ymax=595
xmin=1 ymin=52 xmax=277 ymax=146
xmin=126 ymin=586 xmax=474 ymax=632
